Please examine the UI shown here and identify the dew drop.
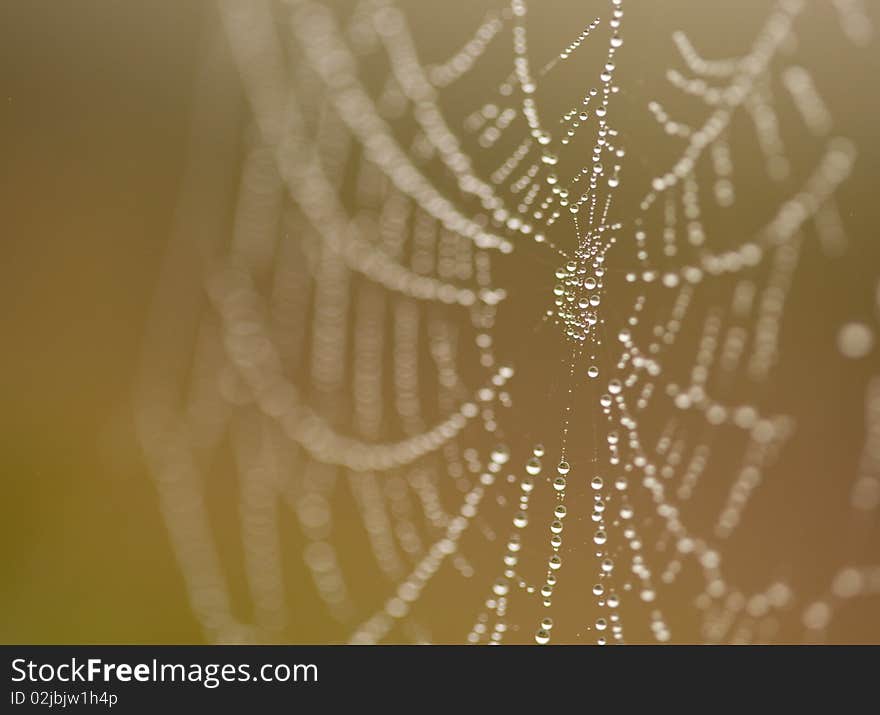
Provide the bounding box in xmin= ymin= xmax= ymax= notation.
xmin=535 ymin=629 xmax=550 ymax=645
xmin=838 ymin=321 xmax=874 ymax=359
xmin=492 ymin=578 xmax=510 ymax=596
xmin=490 ymin=444 xmax=510 ymax=464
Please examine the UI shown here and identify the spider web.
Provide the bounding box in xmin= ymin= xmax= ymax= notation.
xmin=135 ymin=0 xmax=880 ymax=644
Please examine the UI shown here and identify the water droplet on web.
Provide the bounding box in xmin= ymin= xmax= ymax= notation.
xmin=492 ymin=578 xmax=510 ymax=596
xmin=535 ymin=629 xmax=550 ymax=645
xmin=838 ymin=321 xmax=874 ymax=358
xmin=491 ymin=444 xmax=510 ymax=464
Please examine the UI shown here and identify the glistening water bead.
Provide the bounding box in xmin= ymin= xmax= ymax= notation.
xmin=535 ymin=629 xmax=550 ymax=645
xmin=491 ymin=444 xmax=511 ymax=464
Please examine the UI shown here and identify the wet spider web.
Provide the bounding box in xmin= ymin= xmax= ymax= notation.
xmin=136 ymin=0 xmax=880 ymax=643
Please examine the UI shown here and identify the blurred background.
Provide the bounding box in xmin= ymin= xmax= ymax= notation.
xmin=2 ymin=0 xmax=879 ymax=644
xmin=2 ymin=1 xmax=207 ymax=642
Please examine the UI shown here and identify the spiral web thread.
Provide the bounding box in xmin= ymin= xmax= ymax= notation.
xmin=136 ymin=0 xmax=880 ymax=643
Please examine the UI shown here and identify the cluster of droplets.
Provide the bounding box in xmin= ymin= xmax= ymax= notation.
xmin=556 ymin=18 xmax=602 ymax=63
xmin=553 ymin=255 xmax=608 ymax=344
xmin=589 ymin=466 xmax=630 ymax=645
xmin=470 ymin=443 xmax=554 ymax=645
xmin=533 ymin=450 xmax=568 ymax=644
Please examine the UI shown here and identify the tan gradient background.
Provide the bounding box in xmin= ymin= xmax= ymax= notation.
xmin=2 ymin=0 xmax=880 ymax=643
